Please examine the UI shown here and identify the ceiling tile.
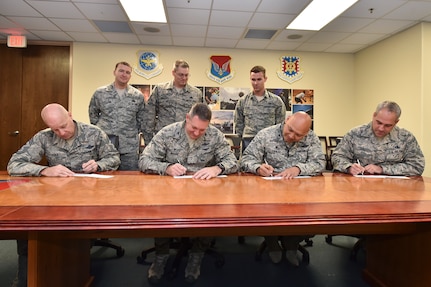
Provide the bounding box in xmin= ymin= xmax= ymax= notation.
xmin=68 ymin=32 xmax=107 ymax=42
xmin=27 ymin=1 xmax=84 ymax=18
xmin=51 ymin=19 xmax=98 ymax=32
xmin=205 ymin=38 xmax=238 ymax=48
xmin=207 ymin=26 xmax=245 ymax=39
xmin=323 ymin=17 xmax=374 ymax=33
xmin=359 ymin=19 xmax=415 ymax=34
xmin=103 ymin=32 xmax=140 ymax=44
xmin=29 ymin=30 xmax=73 ymax=41
xmin=165 ymin=0 xmax=212 ymax=9
xmin=173 ymin=36 xmax=205 ymax=47
xmin=8 ymin=16 xmax=59 ymax=30
xmin=74 ymin=3 xmax=127 ymax=21
xmin=236 ymin=39 xmax=270 ymax=49
xmin=138 ymin=34 xmax=173 ymax=46
xmin=210 ymin=10 xmax=253 ymax=27
xmin=0 ymin=0 xmax=42 ymax=17
xmin=249 ymin=13 xmax=295 ymax=29
xmin=170 ymin=24 xmax=207 ymax=37
xmin=213 ymin=0 xmax=260 ymax=12
xmin=256 ymin=0 xmax=309 ymax=14
xmin=383 ymin=1 xmax=431 ymax=20
xmin=167 ymin=8 xmax=210 ymax=25
xmin=340 ymin=32 xmax=387 ymax=45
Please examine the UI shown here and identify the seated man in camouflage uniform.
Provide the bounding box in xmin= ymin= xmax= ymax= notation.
xmin=240 ymin=111 xmax=326 ymax=267
xmin=139 ymin=103 xmax=238 ymax=284
xmin=331 ymin=101 xmax=424 ymax=176
xmin=7 ymin=103 xmax=120 ymax=287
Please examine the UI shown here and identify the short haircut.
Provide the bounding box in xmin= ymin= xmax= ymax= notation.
xmin=189 ymin=103 xmax=212 ymax=122
xmin=250 ymin=65 xmax=266 ymax=77
xmin=115 ymin=61 xmax=131 ymax=69
xmin=375 ymin=101 xmax=401 ymax=120
xmin=173 ymin=60 xmax=190 ymax=71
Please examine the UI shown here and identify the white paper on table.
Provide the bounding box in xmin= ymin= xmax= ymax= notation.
xmin=262 ymin=176 xmax=312 ymax=180
xmin=73 ymin=173 xmax=113 ymax=179
xmin=353 ymin=175 xmax=410 ymax=179
xmin=173 ymin=175 xmax=228 ymax=179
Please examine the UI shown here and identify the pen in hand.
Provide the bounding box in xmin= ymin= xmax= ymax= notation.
xmin=357 ymin=159 xmax=364 ymax=175
xmin=264 ymin=159 xmax=273 ymax=177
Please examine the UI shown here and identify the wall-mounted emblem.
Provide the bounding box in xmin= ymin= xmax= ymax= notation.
xmin=277 ymin=56 xmax=304 ymax=84
xmin=134 ymin=51 xmax=163 ymax=79
xmin=207 ymin=55 xmax=234 ymax=84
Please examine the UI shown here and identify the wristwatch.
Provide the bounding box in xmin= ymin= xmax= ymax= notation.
xmin=216 ymin=163 xmax=225 ymax=173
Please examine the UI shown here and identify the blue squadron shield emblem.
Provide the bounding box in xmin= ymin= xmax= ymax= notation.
xmin=277 ymin=56 xmax=304 ymax=84
xmin=207 ymin=55 xmax=234 ymax=84
xmin=134 ymin=51 xmax=163 ymax=79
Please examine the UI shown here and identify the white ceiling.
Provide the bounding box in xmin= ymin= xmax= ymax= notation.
xmin=1 ymin=0 xmax=431 ymax=54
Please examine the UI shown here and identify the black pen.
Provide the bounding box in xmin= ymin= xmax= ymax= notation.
xmin=357 ymin=159 xmax=364 ymax=175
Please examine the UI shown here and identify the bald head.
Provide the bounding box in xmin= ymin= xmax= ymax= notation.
xmin=41 ymin=103 xmax=75 ymax=140
xmin=282 ymin=111 xmax=312 ymax=143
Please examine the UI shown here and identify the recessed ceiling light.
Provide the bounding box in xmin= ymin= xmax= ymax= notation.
xmin=120 ymin=0 xmax=167 ymax=23
xmin=286 ymin=0 xmax=358 ymax=31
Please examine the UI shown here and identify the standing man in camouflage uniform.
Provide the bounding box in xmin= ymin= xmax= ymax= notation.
xmin=332 ymin=101 xmax=424 ymax=176
xmin=139 ymin=103 xmax=238 ymax=284
xmin=7 ymin=103 xmax=120 ymax=287
xmin=142 ymin=59 xmax=204 ymax=144
xmin=234 ymin=65 xmax=286 ymax=152
xmin=240 ymin=111 xmax=326 ymax=267
xmin=89 ymin=61 xmax=145 ymax=170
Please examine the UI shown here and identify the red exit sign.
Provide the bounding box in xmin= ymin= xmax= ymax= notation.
xmin=7 ymin=35 xmax=27 ymax=48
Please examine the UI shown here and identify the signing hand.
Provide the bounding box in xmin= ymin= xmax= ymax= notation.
xmin=82 ymin=160 xmax=99 ymax=174
xmin=257 ymin=164 xmax=274 ymax=177
xmin=348 ymin=163 xmax=365 ymax=175
xmin=166 ymin=163 xmax=187 ymax=176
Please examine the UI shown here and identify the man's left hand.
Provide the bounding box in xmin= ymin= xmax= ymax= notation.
xmin=193 ymin=166 xmax=221 ymax=179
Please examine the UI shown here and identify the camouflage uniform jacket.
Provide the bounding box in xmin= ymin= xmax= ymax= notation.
xmin=234 ymin=90 xmax=286 ymax=139
xmin=7 ymin=121 xmax=120 ymax=176
xmin=331 ymin=123 xmax=425 ymax=176
xmin=142 ymin=81 xmax=203 ymax=144
xmin=240 ymin=122 xmax=326 ymax=175
xmin=139 ymin=121 xmax=238 ymax=175
xmin=89 ymin=83 xmax=145 ymax=154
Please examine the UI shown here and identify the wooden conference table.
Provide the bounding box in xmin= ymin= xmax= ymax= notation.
xmin=1 ymin=171 xmax=431 ymax=287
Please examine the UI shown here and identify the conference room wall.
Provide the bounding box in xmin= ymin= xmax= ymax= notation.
xmin=70 ymin=23 xmax=430 ymax=176
xmin=71 ymin=43 xmax=355 ymax=137
xmin=355 ymin=22 xmax=431 ymax=177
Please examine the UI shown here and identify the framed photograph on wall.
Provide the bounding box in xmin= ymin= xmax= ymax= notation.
xmin=218 ymin=87 xmax=250 ymax=110
xmin=268 ymin=88 xmax=292 ymax=111
xmin=210 ymin=110 xmax=235 ymax=134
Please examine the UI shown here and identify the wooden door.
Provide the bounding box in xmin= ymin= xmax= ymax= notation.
xmin=0 ymin=44 xmax=70 ymax=170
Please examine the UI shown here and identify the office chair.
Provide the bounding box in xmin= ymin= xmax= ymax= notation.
xmin=325 ymin=235 xmax=364 ymax=261
xmin=255 ymin=237 xmax=313 ymax=265
xmin=92 ymin=238 xmax=125 ymax=258
xmin=318 ymin=136 xmax=332 ymax=170
xmin=136 ymin=238 xmax=225 ymax=279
